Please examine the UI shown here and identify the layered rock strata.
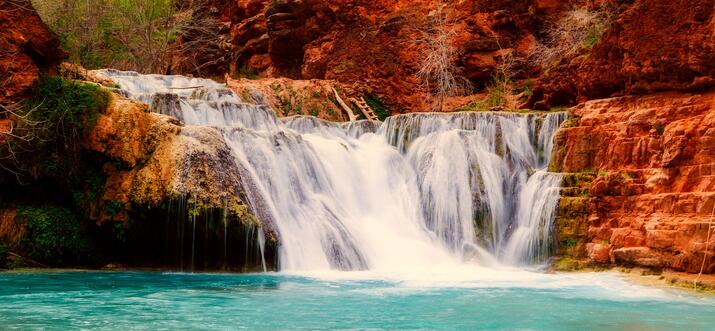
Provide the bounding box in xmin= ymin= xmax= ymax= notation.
xmin=552 ymin=91 xmax=715 ymax=273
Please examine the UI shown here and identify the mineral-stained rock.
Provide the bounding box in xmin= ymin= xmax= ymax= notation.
xmin=225 ymin=0 xmax=554 ymax=112
xmin=529 ymin=0 xmax=715 ymax=108
xmin=0 ymin=0 xmax=66 ymax=105
xmin=85 ymin=93 xmax=252 ymax=223
xmin=551 ymin=91 xmax=715 ymax=273
xmin=586 ymin=243 xmax=610 ymax=263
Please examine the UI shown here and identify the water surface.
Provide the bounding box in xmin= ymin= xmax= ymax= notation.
xmin=1 ymin=269 xmax=713 ymax=330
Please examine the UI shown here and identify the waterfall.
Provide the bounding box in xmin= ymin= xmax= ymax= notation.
xmin=95 ymin=69 xmax=567 ymax=271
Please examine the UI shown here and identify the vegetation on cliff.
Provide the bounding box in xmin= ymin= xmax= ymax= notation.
xmin=32 ymin=0 xmax=220 ymax=74
xmin=17 ymin=205 xmax=93 ymax=266
xmin=0 ymin=74 xmax=111 ymax=268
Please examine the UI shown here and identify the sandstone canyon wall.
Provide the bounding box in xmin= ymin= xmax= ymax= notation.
xmin=553 ymin=92 xmax=715 ymax=273
xmin=0 ymin=0 xmax=65 ymax=106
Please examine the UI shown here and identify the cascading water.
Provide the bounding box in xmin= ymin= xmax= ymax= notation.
xmin=95 ymin=69 xmax=567 ymax=271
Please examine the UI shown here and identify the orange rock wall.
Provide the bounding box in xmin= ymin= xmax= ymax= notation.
xmin=227 ymin=0 xmax=569 ymax=112
xmin=552 ymin=91 xmax=715 ymax=272
xmin=0 ymin=0 xmax=65 ymax=105
xmin=529 ymin=0 xmax=715 ymax=108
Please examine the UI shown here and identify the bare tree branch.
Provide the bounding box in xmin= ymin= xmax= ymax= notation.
xmin=414 ymin=2 xmax=473 ymax=112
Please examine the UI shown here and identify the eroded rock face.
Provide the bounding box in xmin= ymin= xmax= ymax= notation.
xmin=0 ymin=0 xmax=66 ymax=105
xmin=552 ymin=91 xmax=715 ymax=273
xmin=529 ymin=0 xmax=715 ymax=108
xmin=85 ymin=94 xmax=251 ymax=223
xmin=228 ymin=0 xmax=557 ymax=112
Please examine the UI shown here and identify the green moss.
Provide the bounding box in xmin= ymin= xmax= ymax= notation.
xmin=0 ymin=244 xmax=8 ymax=269
xmin=104 ymin=200 xmax=124 ymax=218
xmin=326 ymin=107 xmax=337 ymax=120
xmin=72 ymin=169 xmax=106 ymax=212
xmin=269 ymin=83 xmax=282 ymax=94
xmin=653 ymin=122 xmax=665 ymax=135
xmin=17 ymin=205 xmax=91 ymax=266
xmin=364 ymin=94 xmax=390 ymax=121
xmin=553 ymin=257 xmax=585 ymax=271
xmin=21 ymin=76 xmax=110 ymax=178
xmin=235 ymin=65 xmax=260 ymax=80
xmin=27 ymin=76 xmax=109 ymax=132
xmin=562 ymin=238 xmax=578 ymax=248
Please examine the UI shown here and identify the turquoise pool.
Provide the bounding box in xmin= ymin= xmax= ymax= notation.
xmin=1 ymin=269 xmax=713 ymax=330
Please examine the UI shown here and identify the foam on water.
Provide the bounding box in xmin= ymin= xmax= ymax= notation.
xmin=2 ymin=270 xmax=714 ymax=330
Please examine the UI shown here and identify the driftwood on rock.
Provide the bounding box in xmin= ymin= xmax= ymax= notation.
xmin=332 ymin=87 xmax=357 ymax=122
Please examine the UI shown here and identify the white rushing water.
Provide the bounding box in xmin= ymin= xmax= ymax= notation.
xmin=96 ymin=69 xmax=567 ymax=271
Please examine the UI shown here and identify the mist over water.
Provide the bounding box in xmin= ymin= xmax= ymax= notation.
xmin=96 ymin=69 xmax=567 ymax=273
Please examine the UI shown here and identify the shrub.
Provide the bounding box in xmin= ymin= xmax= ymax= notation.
xmin=532 ymin=6 xmax=614 ymax=69
xmin=1 ymin=76 xmax=109 ymax=181
xmin=32 ymin=0 xmax=219 ymax=73
xmin=364 ymin=95 xmax=390 ymax=121
xmin=26 ymin=77 xmax=109 ymax=172
xmin=236 ymin=65 xmax=260 ymax=80
xmin=104 ymin=200 xmax=124 ymax=218
xmin=415 ymin=5 xmax=473 ymax=111
xmin=18 ymin=205 xmax=90 ymax=265
xmin=456 ymin=73 xmax=510 ymax=112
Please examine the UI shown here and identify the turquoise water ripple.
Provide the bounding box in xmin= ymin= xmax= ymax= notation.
xmin=0 ymin=271 xmax=713 ymax=330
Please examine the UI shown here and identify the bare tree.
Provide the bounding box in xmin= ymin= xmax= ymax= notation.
xmin=32 ymin=0 xmax=221 ymax=74
xmin=0 ymin=102 xmax=47 ymax=183
xmin=415 ymin=3 xmax=472 ymax=112
xmin=531 ymin=6 xmax=614 ymax=69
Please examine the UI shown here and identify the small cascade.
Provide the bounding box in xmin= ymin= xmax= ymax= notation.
xmin=96 ymin=69 xmax=567 ymax=271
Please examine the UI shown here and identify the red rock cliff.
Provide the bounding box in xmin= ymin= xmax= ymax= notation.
xmin=529 ymin=0 xmax=715 ymax=108
xmin=223 ymin=0 xmax=571 ymax=112
xmin=552 ymin=91 xmax=715 ymax=273
xmin=0 ymin=0 xmax=65 ymax=106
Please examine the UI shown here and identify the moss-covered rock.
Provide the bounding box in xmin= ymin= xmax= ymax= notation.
xmin=16 ymin=205 xmax=93 ymax=266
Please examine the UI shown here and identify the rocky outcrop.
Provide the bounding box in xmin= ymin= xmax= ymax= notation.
xmin=225 ymin=76 xmax=352 ymax=121
xmin=85 ymin=93 xmax=254 ymax=223
xmin=529 ymin=0 xmax=715 ymax=108
xmin=0 ymin=0 xmax=65 ymax=105
xmin=224 ymin=0 xmax=578 ymax=112
xmin=551 ymin=91 xmax=715 ymax=273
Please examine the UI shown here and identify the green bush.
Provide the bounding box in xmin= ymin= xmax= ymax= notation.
xmin=364 ymin=94 xmax=390 ymax=121
xmin=25 ymin=76 xmax=109 ymax=175
xmin=0 ymin=244 xmax=8 ymax=269
xmin=236 ymin=65 xmax=260 ymax=80
xmin=32 ymin=0 xmax=199 ymax=73
xmin=28 ymin=76 xmax=109 ymax=133
xmin=18 ymin=206 xmax=91 ymax=265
